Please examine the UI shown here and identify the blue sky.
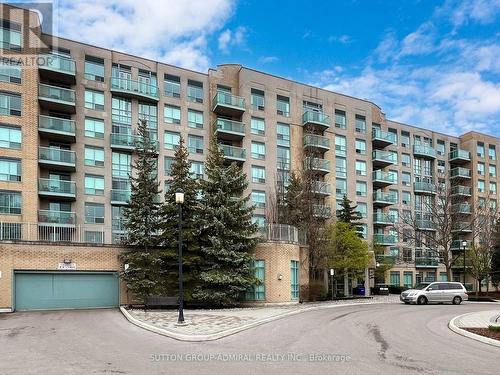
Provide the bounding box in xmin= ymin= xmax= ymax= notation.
xmin=32 ymin=0 xmax=500 ymax=136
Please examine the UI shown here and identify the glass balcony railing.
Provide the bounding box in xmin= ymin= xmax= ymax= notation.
xmin=375 ymin=254 xmax=397 ymax=263
xmin=38 ymin=146 xmax=76 ymax=165
xmin=38 ymin=178 xmax=76 ymax=195
xmin=304 ymin=157 xmax=330 ymax=173
xmin=373 ymin=212 xmax=396 ymax=225
xmin=449 ymin=149 xmax=471 ymax=162
xmin=452 ymin=221 xmax=472 ymax=232
xmin=414 ymin=181 xmax=436 ymax=194
xmin=413 ymin=144 xmax=437 ymax=158
xmin=310 ymin=181 xmax=332 ymax=195
xmin=450 ymin=167 xmax=471 ymax=179
xmin=110 ymin=77 xmax=159 ymax=99
xmin=373 ymin=190 xmax=398 ymax=204
xmin=38 ymin=115 xmax=76 ymax=135
xmin=372 ymin=128 xmax=396 ymax=145
xmin=372 ymin=150 xmax=397 ymax=164
xmin=451 ymin=240 xmax=472 ymax=250
xmin=213 ymin=91 xmax=245 ymax=111
xmin=38 ymin=210 xmax=76 ymax=225
xmin=38 ymin=83 xmax=76 ymax=104
xmin=111 ymin=189 xmax=131 ymax=203
xmin=215 ymin=118 xmax=245 ymax=135
xmin=415 ymin=257 xmax=439 ymax=267
xmin=372 ymin=170 xmax=397 ymax=184
xmin=220 ymin=144 xmax=246 ymax=160
xmin=451 ymin=185 xmax=472 ymax=196
xmin=39 ymin=54 xmax=76 ymax=75
xmin=313 ymin=204 xmax=332 ymax=218
xmin=415 ymin=219 xmax=436 ymax=230
xmin=373 ymin=234 xmax=397 ymax=245
xmin=302 ymin=110 xmax=331 ymax=128
xmin=452 ymin=203 xmax=472 ymax=214
xmin=303 ymin=134 xmax=330 ymax=150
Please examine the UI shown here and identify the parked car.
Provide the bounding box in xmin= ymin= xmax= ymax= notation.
xmin=372 ymin=284 xmax=389 ymax=295
xmin=400 ymin=282 xmax=468 ymax=305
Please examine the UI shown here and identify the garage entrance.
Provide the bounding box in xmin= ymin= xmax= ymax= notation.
xmin=14 ymin=272 xmax=119 ymax=311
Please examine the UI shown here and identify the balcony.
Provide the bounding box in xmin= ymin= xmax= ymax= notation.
xmin=220 ymin=144 xmax=246 ymax=163
xmin=415 ymin=257 xmax=439 ymax=268
xmin=373 ymin=234 xmax=397 ymax=245
xmin=415 ymin=218 xmax=436 ymax=231
xmin=375 ymin=254 xmax=397 ymax=263
xmin=109 ymin=77 xmax=159 ymax=102
xmin=110 ymin=134 xmax=159 ymax=152
xmin=38 ymin=178 xmax=76 ymax=200
xmin=451 ymin=185 xmax=472 ymax=197
xmin=214 ymin=118 xmax=245 ymax=140
xmin=38 ymin=210 xmax=76 ymax=227
xmin=38 ymin=83 xmax=76 ymax=113
xmin=313 ymin=204 xmax=332 ymax=219
xmin=373 ymin=212 xmax=396 ymax=226
xmin=372 ymin=150 xmax=396 ymax=168
xmin=452 ymin=221 xmax=472 ymax=233
xmin=38 ymin=115 xmax=76 ymax=141
xmin=372 ymin=128 xmax=396 ymax=148
xmin=413 ymin=144 xmax=436 ymax=159
xmin=413 ymin=181 xmax=437 ymax=195
xmin=310 ymin=181 xmax=332 ymax=197
xmin=304 ymin=157 xmax=330 ymax=175
xmin=451 ymin=240 xmax=472 ymax=251
xmin=38 ymin=54 xmax=76 ymax=83
xmin=452 ymin=203 xmax=472 ymax=214
xmin=303 ymin=134 xmax=330 ymax=153
xmin=373 ymin=190 xmax=398 ymax=206
xmin=111 ymin=189 xmax=131 ymax=205
xmin=212 ymin=91 xmax=246 ymax=117
xmin=302 ymin=110 xmax=330 ymax=131
xmin=38 ymin=146 xmax=76 ymax=171
xmin=372 ymin=170 xmax=396 ymax=187
xmin=450 ymin=167 xmax=471 ymax=179
xmin=449 ymin=149 xmax=471 ymax=164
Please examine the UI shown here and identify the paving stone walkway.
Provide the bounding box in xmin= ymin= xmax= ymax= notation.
xmin=126 ymin=295 xmax=400 ymax=336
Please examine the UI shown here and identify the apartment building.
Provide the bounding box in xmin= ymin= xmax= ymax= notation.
xmin=0 ymin=5 xmax=497 ymax=310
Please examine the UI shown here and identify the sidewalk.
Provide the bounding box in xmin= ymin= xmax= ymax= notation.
xmin=121 ymin=294 xmax=400 ymax=341
xmin=449 ymin=310 xmax=500 ymax=348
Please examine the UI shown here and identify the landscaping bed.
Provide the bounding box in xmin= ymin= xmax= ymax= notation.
xmin=464 ymin=328 xmax=500 ymax=341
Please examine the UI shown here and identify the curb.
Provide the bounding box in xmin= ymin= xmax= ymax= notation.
xmin=120 ymin=301 xmax=389 ymax=342
xmin=448 ymin=312 xmax=500 ymax=348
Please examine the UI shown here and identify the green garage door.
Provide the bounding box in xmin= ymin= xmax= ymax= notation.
xmin=14 ymin=272 xmax=119 ymax=311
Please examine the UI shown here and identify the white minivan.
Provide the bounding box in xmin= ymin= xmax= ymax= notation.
xmin=400 ymin=282 xmax=468 ymax=305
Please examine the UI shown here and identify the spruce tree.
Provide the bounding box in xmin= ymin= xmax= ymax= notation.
xmin=193 ymin=136 xmax=259 ymax=306
xmin=158 ymin=136 xmax=202 ymax=299
xmin=282 ymin=171 xmax=306 ymax=227
xmin=120 ymin=119 xmax=162 ymax=303
xmin=337 ymin=194 xmax=362 ymax=226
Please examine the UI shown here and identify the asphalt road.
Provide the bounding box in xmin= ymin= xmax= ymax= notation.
xmin=1 ymin=302 xmax=498 ymax=375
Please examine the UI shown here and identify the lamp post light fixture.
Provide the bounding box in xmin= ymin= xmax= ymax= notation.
xmin=462 ymin=240 xmax=467 ymax=287
xmin=176 ymin=189 xmax=185 ymax=325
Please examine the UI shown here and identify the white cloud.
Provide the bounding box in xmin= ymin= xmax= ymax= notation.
xmin=259 ymin=56 xmax=279 ymax=64
xmin=56 ymin=0 xmax=235 ymax=71
xmin=328 ymin=34 xmax=352 ymax=44
xmin=444 ymin=0 xmax=500 ymax=27
xmin=217 ymin=26 xmax=247 ymax=54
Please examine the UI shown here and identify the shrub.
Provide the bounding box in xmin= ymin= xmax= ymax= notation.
xmin=488 ymin=324 xmax=500 ymax=333
xmin=309 ymin=280 xmax=328 ymax=301
xmin=388 ymin=285 xmax=406 ymax=294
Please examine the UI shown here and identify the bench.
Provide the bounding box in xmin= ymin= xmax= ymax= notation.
xmin=145 ymin=296 xmax=178 ymax=309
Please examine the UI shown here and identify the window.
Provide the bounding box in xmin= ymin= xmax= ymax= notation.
xmin=355 ymin=139 xmax=366 ymax=155
xmin=190 ymin=161 xmax=204 ymax=179
xmin=478 ymin=162 xmax=485 ymax=176
xmin=276 ymin=95 xmax=290 ymax=116
xmin=404 ymin=272 xmax=413 ymax=288
xmin=489 ymin=165 xmax=496 ymax=177
xmin=164 ymin=157 xmax=174 ymax=176
xmin=389 ymin=128 xmax=398 ymax=143
xmin=0 ymin=124 xmax=21 ymax=149
xmin=84 ymin=89 xmax=104 ymax=110
xmin=251 ymin=142 xmax=266 ymax=160
xmin=390 ymin=209 xmax=399 ymax=222
xmin=277 ymin=123 xmax=290 ymax=146
xmin=0 ymin=190 xmax=21 ymax=214
xmin=357 ymin=202 xmax=367 ymax=218
xmin=402 ymin=153 xmax=411 ymax=167
xmin=402 ymin=191 xmax=411 ymax=205
xmin=0 ymin=91 xmax=21 ymax=116
xmin=252 ymin=165 xmax=266 ymax=184
xmin=187 ymin=80 xmax=203 ymax=103
xmin=164 ymin=131 xmax=180 ymax=150
xmin=390 ymin=150 xmax=398 ymax=163
xmin=436 ymin=140 xmax=445 ymax=156
xmin=0 ymin=20 xmax=22 ymax=51
xmin=336 ymin=158 xmax=346 ymax=178
xmin=402 ymin=172 xmax=411 ymax=187
xmin=356 ymin=181 xmax=367 ymax=197
xmin=245 ymin=260 xmax=265 ymax=300
xmin=335 ymin=110 xmax=346 ymax=129
xmin=355 ymin=115 xmax=366 ymax=133
xmin=84 ymin=174 xmax=104 ymax=195
xmin=85 ymin=203 xmax=105 ymax=224
xmin=187 ymin=109 xmax=203 ymax=129
xmin=252 ymin=215 xmax=266 ymax=228
xmin=490 ymin=182 xmax=497 ymax=195
xmin=390 ymin=189 xmax=399 ymax=203
xmin=187 ymin=135 xmax=204 ymax=154
xmin=138 ymin=103 xmax=157 ymax=138
xmin=477 ymin=142 xmax=485 ymax=158
xmin=251 ymin=117 xmax=265 ymax=135
xmin=336 ymin=179 xmax=347 ymax=198
xmin=251 ymin=88 xmax=265 ymax=110
xmin=112 ymin=97 xmax=132 ymax=125
xmin=0 ymin=158 xmax=21 ymax=181
xmin=390 ymin=271 xmax=400 ymax=286
xmin=84 ymin=146 xmax=104 ymax=167
xmin=437 ymin=160 xmax=445 ymax=174
xmin=112 ymin=152 xmax=131 ymax=177
xmin=489 ymin=145 xmax=496 ymax=161
xmin=291 ymin=260 xmax=299 ymax=300
xmin=277 ymin=146 xmax=290 ymax=170
xmin=251 ymin=190 xmax=266 ymax=208
xmin=0 ymin=60 xmax=21 ymax=83
xmin=355 ymin=160 xmax=367 ymax=176
xmin=164 ymin=74 xmax=181 ymax=98
xmin=84 ymin=117 xmax=104 ymax=139
xmin=357 ymin=224 xmax=368 ymax=239
xmin=478 ymin=180 xmax=485 ymax=193
xmin=84 ymin=56 xmax=104 ymax=81
xmin=335 ymin=135 xmax=346 ymax=156
xmin=401 ymin=132 xmax=410 ymax=148
xmin=164 ymin=105 xmax=181 ymax=124
xmin=389 ymin=170 xmax=398 ymax=183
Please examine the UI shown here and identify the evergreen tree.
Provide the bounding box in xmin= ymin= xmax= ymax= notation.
xmin=120 ymin=119 xmax=162 ymax=303
xmin=337 ymin=194 xmax=362 ymax=226
xmin=282 ymin=171 xmax=306 ymax=227
xmin=158 ymin=136 xmax=202 ymax=299
xmin=193 ymin=136 xmax=259 ymax=306
xmin=491 ymin=221 xmax=500 ymax=289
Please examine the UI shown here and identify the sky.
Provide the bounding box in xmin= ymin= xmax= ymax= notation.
xmin=29 ymin=0 xmax=500 ymax=137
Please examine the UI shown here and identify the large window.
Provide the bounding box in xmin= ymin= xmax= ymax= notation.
xmin=355 ymin=160 xmax=367 ymax=176
xmin=85 ymin=202 xmax=105 ymax=224
xmin=251 ymin=190 xmax=266 ymax=208
xmin=277 ymin=146 xmax=290 ymax=170
xmin=0 ymin=125 xmax=21 ymax=149
xmin=336 ymin=157 xmax=346 ymax=178
xmin=0 ymin=20 xmax=22 ymax=51
xmin=187 ymin=135 xmax=204 ymax=154
xmin=477 ymin=142 xmax=485 ymax=158
xmin=164 ymin=157 xmax=174 ymax=176
xmin=187 ymin=80 xmax=203 ymax=103
xmin=276 ymin=95 xmax=290 ymax=116
xmin=390 ymin=271 xmax=400 ymax=286
xmin=164 ymin=105 xmax=181 ymax=124
xmin=250 ymin=117 xmax=265 ymax=135
xmin=355 ymin=115 xmax=366 ymax=133
xmin=164 ymin=74 xmax=181 ymax=98
xmin=251 ymin=88 xmax=265 ymax=110
xmin=187 ymin=109 xmax=204 ymax=129
xmin=0 ymin=61 xmax=21 ymax=84
xmin=189 ymin=161 xmax=204 ymax=179
xmin=139 ymin=103 xmax=157 ymax=137
xmin=84 ymin=89 xmax=104 ymax=111
xmin=164 ymin=131 xmax=180 ymax=150
xmin=335 ymin=110 xmax=346 ymax=129
xmin=0 ymin=158 xmax=21 ymax=182
xmin=0 ymin=190 xmax=21 ymax=214
xmin=112 ymin=152 xmax=131 ymax=177
xmin=251 ymin=141 xmax=266 ymax=160
xmin=0 ymin=91 xmax=21 ymax=116
xmin=336 ymin=178 xmax=347 ymax=198
xmin=355 ymin=139 xmax=366 ymax=155
xmin=84 ymin=117 xmax=104 ymax=139
xmin=251 ymin=165 xmax=266 ymax=184
xmin=489 ymin=145 xmax=496 ymax=161
xmin=277 ymin=123 xmax=290 ymax=147
xmin=335 ymin=135 xmax=346 ymax=156
xmin=112 ymin=97 xmax=132 ymax=125
xmin=84 ymin=174 xmax=104 ymax=195
xmin=84 ymin=146 xmax=104 ymax=167
xmin=291 ymin=260 xmax=299 ymax=300
xmin=245 ymin=260 xmax=265 ymax=300
xmin=84 ymin=56 xmax=105 ymax=81
xmin=356 ymin=181 xmax=367 ymax=197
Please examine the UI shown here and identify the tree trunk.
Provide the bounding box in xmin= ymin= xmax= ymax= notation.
xmin=446 ymin=266 xmax=452 ymax=282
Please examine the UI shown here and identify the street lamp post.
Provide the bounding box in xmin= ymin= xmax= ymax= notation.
xmin=462 ymin=240 xmax=467 ymax=287
xmin=175 ymin=190 xmax=185 ymax=324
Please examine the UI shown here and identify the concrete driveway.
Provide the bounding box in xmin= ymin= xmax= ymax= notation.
xmin=1 ymin=303 xmax=498 ymax=374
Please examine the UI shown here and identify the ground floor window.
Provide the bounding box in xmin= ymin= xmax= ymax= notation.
xmin=390 ymin=271 xmax=400 ymax=286
xmin=291 ymin=260 xmax=299 ymax=300
xmin=245 ymin=260 xmax=265 ymax=301
xmin=425 ymin=272 xmax=436 ymax=282
xmin=439 ymin=272 xmax=448 ymax=281
xmin=403 ymin=271 xmax=413 ymax=288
